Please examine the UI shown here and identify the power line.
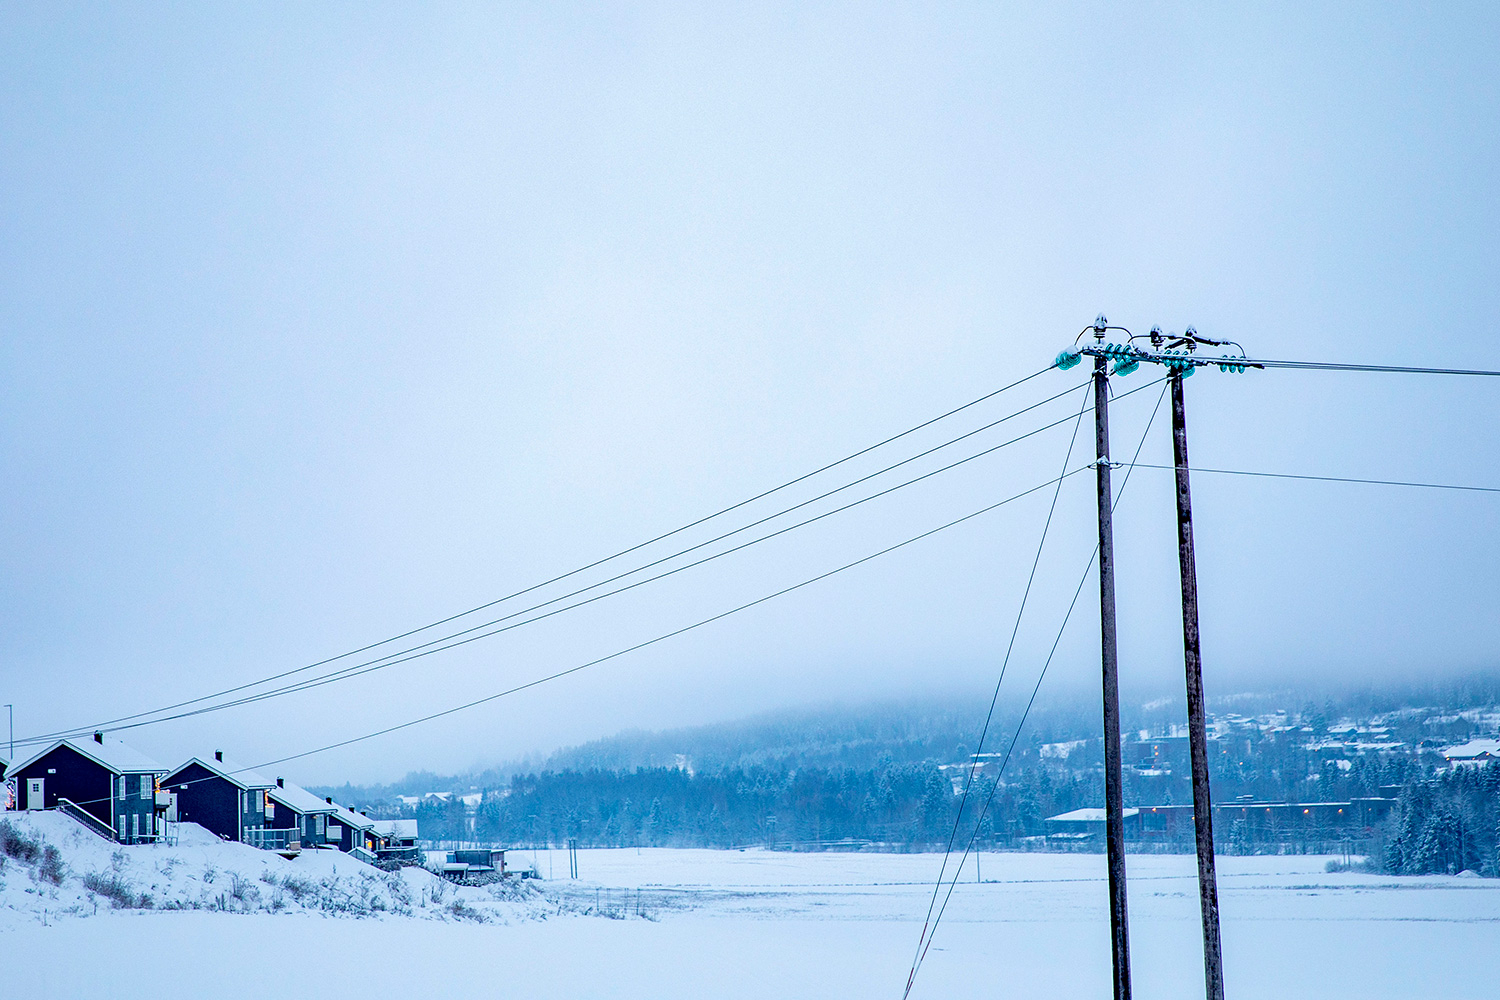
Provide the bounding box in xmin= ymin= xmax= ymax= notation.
xmin=904 ymin=381 xmax=1171 ymax=998
xmin=16 ymin=380 xmax=1126 ymax=748
xmin=903 ymin=386 xmax=1091 ymax=999
xmin=233 ymin=467 xmax=1097 ymax=776
xmin=1117 ymin=463 xmax=1500 ymax=494
xmin=1232 ymin=358 xmax=1500 ymax=377
xmin=16 ymin=368 xmax=1077 ymax=747
xmin=23 ymin=465 xmax=1092 ymax=812
xmin=41 ymin=397 xmax=1098 ymax=742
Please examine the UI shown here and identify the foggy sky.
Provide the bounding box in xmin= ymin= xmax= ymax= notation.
xmin=2 ymin=4 xmax=1496 ymax=783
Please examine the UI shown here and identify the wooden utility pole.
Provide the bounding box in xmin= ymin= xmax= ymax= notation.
xmin=1170 ymin=373 xmax=1226 ymax=1000
xmin=1094 ymin=354 xmax=1133 ymax=1000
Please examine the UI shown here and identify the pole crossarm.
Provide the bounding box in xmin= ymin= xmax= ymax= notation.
xmin=1055 ymin=316 xmax=1500 ymax=379
xmin=1057 ymin=342 xmax=1254 ymax=377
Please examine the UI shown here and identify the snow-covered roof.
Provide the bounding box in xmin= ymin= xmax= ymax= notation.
xmin=326 ymin=802 xmax=376 ymax=831
xmin=165 ymin=754 xmax=275 ymax=791
xmin=372 ymin=819 xmax=419 ymax=840
xmin=12 ymin=735 xmax=167 ymax=776
xmin=267 ymin=779 xmax=338 ymax=816
xmin=1442 ymin=739 xmax=1500 ymax=760
xmin=1046 ymin=808 xmax=1140 ymax=823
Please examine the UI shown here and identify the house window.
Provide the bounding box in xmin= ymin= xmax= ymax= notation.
xmin=140 ymin=775 xmax=152 ymax=799
xmin=131 ymin=813 xmax=139 ymax=840
xmin=314 ymin=814 xmax=325 ymax=835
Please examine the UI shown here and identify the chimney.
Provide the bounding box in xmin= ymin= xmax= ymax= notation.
xmin=214 ymin=750 xmax=223 ymax=763
xmin=326 ymin=796 xmax=333 ymax=804
xmin=276 ymin=777 xmax=284 ymax=788
xmin=94 ymin=732 xmax=104 ymax=744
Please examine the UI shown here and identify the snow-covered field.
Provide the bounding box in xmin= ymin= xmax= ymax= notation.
xmin=4 ymin=814 xmax=1498 ymax=999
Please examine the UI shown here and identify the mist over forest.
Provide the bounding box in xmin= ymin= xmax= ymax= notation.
xmin=313 ymin=672 xmax=1500 ymax=876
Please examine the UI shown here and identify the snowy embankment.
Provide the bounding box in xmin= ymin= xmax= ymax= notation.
xmin=0 ymin=812 xmax=545 ymax=928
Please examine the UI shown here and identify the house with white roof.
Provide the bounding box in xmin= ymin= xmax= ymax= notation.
xmin=9 ymin=732 xmax=168 ymax=843
xmin=265 ymin=777 xmax=339 ymax=850
xmin=371 ymin=818 xmax=419 ymax=847
xmin=161 ymin=751 xmax=276 ymax=843
xmin=1442 ymin=738 xmax=1500 ymax=768
xmin=323 ymin=798 xmax=380 ymax=858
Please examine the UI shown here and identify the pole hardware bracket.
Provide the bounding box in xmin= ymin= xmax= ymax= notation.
xmin=1058 ymin=321 xmax=1257 ymax=377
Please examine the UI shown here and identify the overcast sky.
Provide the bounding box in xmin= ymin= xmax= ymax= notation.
xmin=2 ymin=4 xmax=1496 ymax=783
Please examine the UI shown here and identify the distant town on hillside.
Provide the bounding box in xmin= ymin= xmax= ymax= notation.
xmin=316 ymin=674 xmax=1500 ymax=877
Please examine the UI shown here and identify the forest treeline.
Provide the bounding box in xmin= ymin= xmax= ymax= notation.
xmin=393 ymin=756 xmax=1500 ymax=876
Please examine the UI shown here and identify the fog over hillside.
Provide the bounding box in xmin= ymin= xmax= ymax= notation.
xmin=315 ymin=671 xmax=1500 ymax=802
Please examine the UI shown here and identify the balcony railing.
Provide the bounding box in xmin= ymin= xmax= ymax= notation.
xmin=243 ymin=827 xmax=301 ymax=852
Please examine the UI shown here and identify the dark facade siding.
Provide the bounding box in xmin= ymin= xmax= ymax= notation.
xmin=331 ymin=818 xmax=353 ymax=852
xmin=113 ymin=773 xmax=157 ymax=842
xmin=12 ymin=744 xmax=157 ymax=841
xmin=166 ymin=763 xmax=245 ymax=841
xmin=14 ymin=745 xmax=114 ymax=828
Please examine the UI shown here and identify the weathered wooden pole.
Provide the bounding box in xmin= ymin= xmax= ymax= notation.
xmin=1094 ymin=354 xmax=1133 ymax=1000
xmin=1170 ymin=372 xmax=1227 ymax=1000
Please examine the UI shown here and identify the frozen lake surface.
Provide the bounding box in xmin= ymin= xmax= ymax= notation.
xmin=8 ymin=844 xmax=1500 ymax=998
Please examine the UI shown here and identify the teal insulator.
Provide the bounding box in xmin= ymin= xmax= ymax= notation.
xmin=1055 ymin=348 xmax=1083 ymax=370
xmin=1112 ymin=358 xmax=1139 ymax=376
xmin=1164 ymin=352 xmax=1196 ymax=376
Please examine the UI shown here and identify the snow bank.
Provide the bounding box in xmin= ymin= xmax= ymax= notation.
xmin=0 ymin=812 xmax=545 ymax=928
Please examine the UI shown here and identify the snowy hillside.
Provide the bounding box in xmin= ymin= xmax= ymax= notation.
xmin=0 ymin=812 xmax=545 ymax=928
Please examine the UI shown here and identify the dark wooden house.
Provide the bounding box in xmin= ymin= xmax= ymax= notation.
xmin=161 ymin=751 xmax=275 ymax=843
xmin=265 ymin=777 xmax=338 ymax=850
xmin=9 ymin=733 xmax=167 ymax=843
xmin=325 ymin=799 xmax=380 ymax=857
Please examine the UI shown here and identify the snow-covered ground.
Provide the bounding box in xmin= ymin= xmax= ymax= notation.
xmin=4 ymin=817 xmax=1498 ymax=999
xmin=0 ymin=812 xmax=544 ymax=928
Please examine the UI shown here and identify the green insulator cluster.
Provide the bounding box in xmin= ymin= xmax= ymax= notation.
xmin=1098 ymin=342 xmax=1144 ymax=376
xmin=1217 ymin=359 xmax=1248 ymax=374
xmin=1159 ymin=351 xmax=1197 ymax=377
xmin=1055 ymin=348 xmax=1083 ymax=370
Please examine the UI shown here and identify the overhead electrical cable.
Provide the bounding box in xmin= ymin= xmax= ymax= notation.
xmin=903 ymin=386 xmax=1091 ymax=999
xmin=18 ymin=369 xmax=1073 ymax=747
xmin=1217 ymin=358 xmax=1500 ymax=377
xmin=43 ymin=462 xmax=1101 ymax=814
xmin=1116 ymin=463 xmax=1500 ymax=494
xmin=16 ymin=380 xmax=1134 ymax=748
xmin=904 ymin=380 xmax=1171 ymax=999
xmin=28 ymin=384 xmax=1139 ymax=744
xmin=241 ymin=465 xmax=1094 ymax=774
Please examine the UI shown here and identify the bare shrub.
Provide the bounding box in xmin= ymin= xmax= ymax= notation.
xmin=229 ymin=873 xmax=261 ymax=905
xmin=448 ymin=899 xmax=486 ymax=922
xmin=0 ymin=820 xmax=43 ymax=863
xmin=83 ymin=871 xmax=149 ymax=909
xmin=39 ymin=846 xmax=64 ymax=885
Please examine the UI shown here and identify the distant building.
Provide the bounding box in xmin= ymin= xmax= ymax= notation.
xmin=439 ymin=847 xmax=506 ymax=880
xmin=162 ymin=751 xmax=275 ymax=843
xmin=373 ymin=818 xmax=421 ymax=864
xmin=1044 ymin=807 xmax=1142 ymax=838
xmin=323 ymin=798 xmax=380 ymax=857
xmin=10 ymin=733 xmax=168 ymax=843
xmin=372 ymin=818 xmax=419 ymax=848
xmin=1441 ymin=739 xmax=1500 ymax=768
xmin=1048 ymin=797 xmax=1398 ymax=846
